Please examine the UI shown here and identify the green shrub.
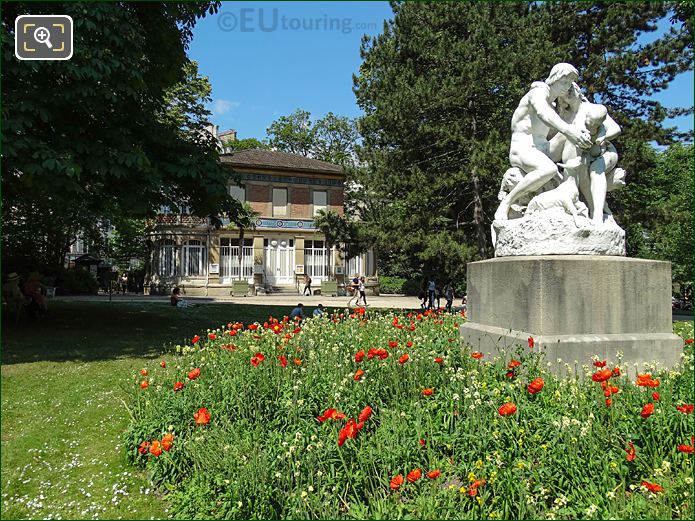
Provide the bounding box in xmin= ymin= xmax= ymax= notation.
xmin=57 ymin=268 xmax=99 ymax=295
xmin=379 ymin=276 xmax=422 ymax=295
xmin=125 ymin=312 xmax=694 ymax=520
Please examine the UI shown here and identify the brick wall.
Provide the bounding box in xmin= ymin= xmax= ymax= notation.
xmin=329 ymin=189 xmax=344 ymax=215
xmin=248 ymin=184 xmax=271 ymax=216
xmin=290 ymin=187 xmax=310 ymax=219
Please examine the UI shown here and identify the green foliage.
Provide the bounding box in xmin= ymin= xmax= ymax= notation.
xmin=378 ymin=276 xmax=408 ymax=294
xmin=125 ymin=310 xmax=694 ymax=519
xmin=222 ymin=137 xmax=270 ymax=151
xmin=1 ymin=2 xmax=241 ymax=272
xmin=56 ymin=268 xmax=99 ymax=295
xmin=617 ymin=143 xmax=694 ymax=284
xmin=267 ymin=110 xmax=358 ymax=166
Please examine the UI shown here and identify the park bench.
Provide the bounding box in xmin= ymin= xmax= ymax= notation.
xmin=319 ymin=280 xmax=338 ymax=297
xmin=231 ymin=280 xmax=249 ymax=297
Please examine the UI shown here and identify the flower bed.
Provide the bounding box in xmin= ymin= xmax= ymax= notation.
xmin=125 ymin=309 xmax=694 ymax=519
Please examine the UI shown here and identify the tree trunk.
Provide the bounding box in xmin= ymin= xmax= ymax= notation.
xmin=471 ymin=168 xmax=488 ymax=259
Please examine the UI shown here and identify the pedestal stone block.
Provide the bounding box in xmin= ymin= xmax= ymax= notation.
xmin=460 ymin=256 xmax=683 ymax=376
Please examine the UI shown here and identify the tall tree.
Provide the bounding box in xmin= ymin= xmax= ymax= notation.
xmin=266 ymin=109 xmax=316 ymax=156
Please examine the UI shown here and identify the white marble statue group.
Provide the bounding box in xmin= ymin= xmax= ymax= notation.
xmin=492 ymin=63 xmax=627 ymax=257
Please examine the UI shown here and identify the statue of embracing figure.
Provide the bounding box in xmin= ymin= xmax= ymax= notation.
xmin=493 ymin=63 xmax=627 ymax=256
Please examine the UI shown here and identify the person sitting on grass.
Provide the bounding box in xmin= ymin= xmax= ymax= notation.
xmin=170 ymin=287 xmax=190 ymax=308
xmin=290 ymin=303 xmax=304 ymax=321
xmin=313 ymin=303 xmax=324 ymax=317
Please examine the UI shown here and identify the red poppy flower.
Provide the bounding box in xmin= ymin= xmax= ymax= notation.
xmin=338 ymin=428 xmax=348 ymax=447
xmin=626 ymin=442 xmax=636 ymax=461
xmin=161 ymin=433 xmax=174 ymax=452
xmin=422 ymin=388 xmax=434 ymax=396
xmin=426 ymin=469 xmax=441 ymax=479
xmin=468 ymin=479 xmax=486 ymax=497
xmin=390 ymin=474 xmax=404 ymax=490
xmin=685 ymin=338 xmax=694 ymax=344
xmin=271 ymin=324 xmax=283 ymax=334
xmin=140 ymin=368 xmax=148 ymax=376
xmin=406 ymin=468 xmax=422 ymax=483
xmin=354 ymin=369 xmax=365 ymax=381
xmin=194 ymin=407 xmax=210 ymax=425
xmin=398 ymin=354 xmax=410 ymax=364
xmin=140 ymin=380 xmax=149 ymax=389
xmin=593 ymin=360 xmax=607 ymax=368
xmin=358 ymin=406 xmax=373 ymax=423
xmin=605 ymin=398 xmax=612 ymax=407
xmin=208 ymin=333 xmax=216 ymax=340
xmin=508 ymin=359 xmax=521 ymax=369
xmin=187 ymin=367 xmax=201 ymax=380
xmin=338 ymin=419 xmax=359 ymax=446
xmin=527 ymin=377 xmax=545 ymax=394
xmin=591 ymin=368 xmax=613 ymax=382
xmin=173 ymin=381 xmax=184 ymax=392
xmin=317 ymin=408 xmax=346 ymax=422
xmin=640 ymin=402 xmax=655 ymax=419
xmin=677 ymin=444 xmax=694 ymax=454
xmin=419 ymin=438 xmax=425 ymax=447
xmin=278 ymin=355 xmax=288 ymax=368
xmin=293 ymin=358 xmax=302 ymax=366
xmin=527 ymin=336 xmax=534 ymax=348
xmin=250 ymin=353 xmax=265 ymax=367
xmin=434 ymin=357 xmax=444 ymax=364
xmin=388 ymin=341 xmax=398 ymax=349
xmin=149 ymin=440 xmax=162 ymax=457
xmin=293 ymin=327 xmax=301 ymax=334
xmin=228 ymin=329 xmax=237 ymax=337
xmin=247 ymin=324 xmax=258 ymax=331
xmin=191 ymin=335 xmax=201 ymax=344
xmin=641 ymin=481 xmax=663 ymax=493
xmin=636 ymin=374 xmax=660 ymax=387
xmin=471 ymin=351 xmax=483 ymax=359
xmin=138 ymin=441 xmax=150 ymax=455
xmin=651 ymin=392 xmax=660 ymax=401
xmin=160 ymin=361 xmax=166 ymax=368
xmin=405 ymin=341 xmax=413 ymax=349
xmin=355 ymin=350 xmax=365 ymax=363
xmin=498 ymin=403 xmax=517 ymax=416
xmin=612 ymin=367 xmax=621 ymax=376
xmin=676 ymin=404 xmax=694 ymax=414
xmin=505 ymin=371 xmax=515 ymax=379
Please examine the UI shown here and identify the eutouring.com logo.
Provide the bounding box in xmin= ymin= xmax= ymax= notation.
xmin=217 ymin=8 xmax=377 ymax=34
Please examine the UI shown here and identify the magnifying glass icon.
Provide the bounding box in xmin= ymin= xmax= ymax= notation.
xmin=34 ymin=26 xmax=53 ymax=49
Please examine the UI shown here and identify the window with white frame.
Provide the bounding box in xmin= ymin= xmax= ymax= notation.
xmin=305 ymin=240 xmax=332 ymax=280
xmin=183 ymin=239 xmax=206 ymax=277
xmin=159 ymin=239 xmax=177 ymax=277
xmin=229 ymin=184 xmax=246 ymax=202
xmin=312 ymin=190 xmax=327 ymax=216
xmin=272 ymin=187 xmax=288 ymax=217
xmin=220 ymin=238 xmax=253 ymax=280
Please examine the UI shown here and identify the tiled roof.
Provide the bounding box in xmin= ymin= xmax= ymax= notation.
xmin=221 ymin=149 xmax=343 ymax=175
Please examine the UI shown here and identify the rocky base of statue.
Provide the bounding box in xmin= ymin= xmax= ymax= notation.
xmin=492 ymin=208 xmax=625 ymax=257
xmin=460 ymin=256 xmax=684 ymax=378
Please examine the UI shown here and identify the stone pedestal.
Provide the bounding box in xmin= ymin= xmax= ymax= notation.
xmin=460 ymin=256 xmax=683 ymax=375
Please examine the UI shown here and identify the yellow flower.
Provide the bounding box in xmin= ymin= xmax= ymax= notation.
xmin=459 ymin=486 xmax=467 ymax=494
xmin=468 ymin=471 xmax=477 ymax=482
xmin=475 ymin=459 xmax=483 ymax=469
xmin=476 ymin=496 xmax=483 ymax=506
xmin=541 ymin=444 xmax=548 ymax=450
xmin=516 ymin=461 xmax=525 ymax=470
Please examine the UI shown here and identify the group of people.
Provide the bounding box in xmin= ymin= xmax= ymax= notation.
xmin=3 ymin=272 xmax=49 ymax=320
xmin=418 ymin=278 xmax=465 ymax=313
xmin=289 ymin=303 xmax=324 ymax=320
xmin=302 ymin=273 xmax=368 ymax=309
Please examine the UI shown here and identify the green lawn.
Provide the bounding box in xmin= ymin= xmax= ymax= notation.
xmin=1 ymin=301 xmax=292 ymax=520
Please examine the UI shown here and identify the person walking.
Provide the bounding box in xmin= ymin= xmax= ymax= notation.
xmin=427 ymin=278 xmax=436 ymax=310
xmin=444 ymin=282 xmax=455 ymax=312
xmin=303 ymin=273 xmax=312 ymax=296
xmin=347 ymin=275 xmax=360 ymax=307
xmin=357 ymin=276 xmax=368 ymax=307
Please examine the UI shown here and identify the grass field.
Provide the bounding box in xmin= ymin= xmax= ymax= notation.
xmin=1 ymin=301 xmax=293 ymax=520
xmin=1 ymin=301 xmax=692 ymax=519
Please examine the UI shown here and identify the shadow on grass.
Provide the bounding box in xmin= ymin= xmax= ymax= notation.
xmin=1 ymin=301 xmax=292 ymax=365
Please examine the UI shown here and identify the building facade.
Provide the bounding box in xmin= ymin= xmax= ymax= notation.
xmin=147 ymin=148 xmax=376 ymax=296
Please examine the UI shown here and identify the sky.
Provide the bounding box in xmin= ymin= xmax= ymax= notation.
xmin=189 ymin=1 xmax=693 ymax=141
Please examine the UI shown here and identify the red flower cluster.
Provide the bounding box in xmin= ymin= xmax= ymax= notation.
xmin=335 ymin=406 xmax=373 ymax=446
xmin=140 ymin=381 xmax=149 ymax=390
xmin=173 ymin=381 xmax=184 ymax=392
xmin=367 ymin=348 xmax=389 ymax=360
xmin=467 ymin=479 xmax=486 ymax=497
xmin=636 ymin=374 xmax=660 ymax=388
xmin=139 ymin=433 xmax=174 ymax=457
xmin=316 ymin=408 xmax=347 ymax=422
xmin=194 ymin=407 xmax=210 ymax=425
xmin=625 ymin=442 xmax=636 ymax=461
xmin=140 ymin=368 xmax=148 ymax=376
xmin=641 ymin=481 xmax=663 ymax=493
xmin=676 ymin=404 xmax=694 ymax=414
xmin=278 ymin=355 xmax=288 ymax=368
xmin=471 ymin=351 xmax=483 ymax=360
xmin=355 ymin=350 xmax=365 ymax=363
xmin=640 ymin=402 xmax=655 ymax=419
xmin=398 ymin=353 xmax=410 ymax=364
xmin=187 ymin=367 xmax=201 ymax=380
